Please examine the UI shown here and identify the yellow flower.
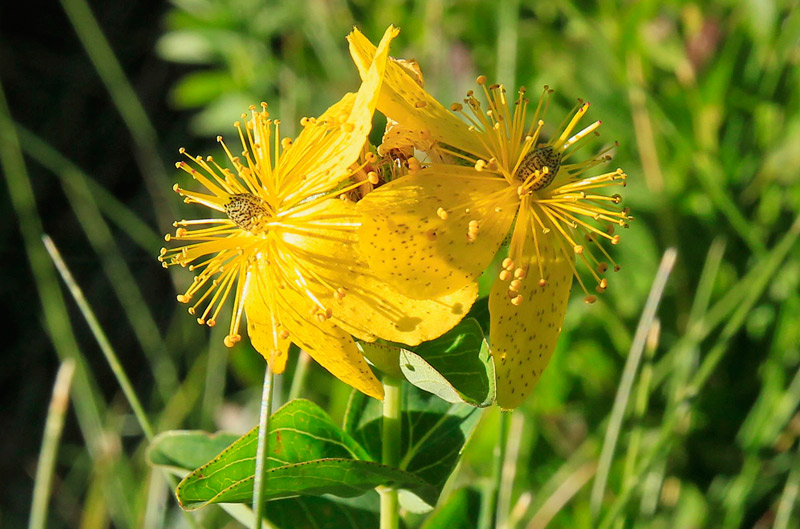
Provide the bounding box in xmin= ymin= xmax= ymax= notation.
xmin=159 ymin=26 xmax=477 ymax=400
xmin=348 ymin=28 xmax=630 ymax=408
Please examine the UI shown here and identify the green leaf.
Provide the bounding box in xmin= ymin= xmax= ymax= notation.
xmin=358 ymin=341 xmax=403 ymax=378
xmin=146 ymin=430 xmax=240 ymax=475
xmin=345 ymin=386 xmax=482 ymax=511
xmin=148 ymin=428 xmax=382 ymax=528
xmin=175 ymin=399 xmax=437 ymax=510
xmin=420 ymin=487 xmax=482 ymax=529
xmin=401 ymin=318 xmax=495 ymax=407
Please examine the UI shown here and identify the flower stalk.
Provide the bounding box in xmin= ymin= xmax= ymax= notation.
xmin=380 ymin=375 xmax=403 ymax=529
xmin=252 ymin=366 xmax=275 ymax=529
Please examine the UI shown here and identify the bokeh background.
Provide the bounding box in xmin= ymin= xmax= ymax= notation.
xmin=2 ymin=0 xmax=800 ymax=527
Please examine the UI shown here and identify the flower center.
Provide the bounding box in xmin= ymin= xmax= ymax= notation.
xmin=225 ymin=193 xmax=270 ymax=233
xmin=516 ymin=146 xmax=562 ymax=190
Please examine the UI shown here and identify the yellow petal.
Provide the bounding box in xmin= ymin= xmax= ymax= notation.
xmin=282 ymin=198 xmax=478 ymax=345
xmin=490 ymin=213 xmax=573 ymax=409
xmin=356 ymin=167 xmax=517 ymax=299
xmin=244 ymin=252 xmax=383 ymax=400
xmin=280 ymin=25 xmax=398 ymax=198
xmin=347 ymin=28 xmax=485 ymax=157
xmin=279 ymin=288 xmax=384 ymax=400
xmin=244 ymin=271 xmax=291 ymax=374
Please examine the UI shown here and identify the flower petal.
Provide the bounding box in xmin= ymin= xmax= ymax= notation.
xmin=244 ymin=254 xmax=383 ymax=400
xmin=282 ymin=198 xmax=478 ymax=345
xmin=244 ymin=274 xmax=291 ymax=374
xmin=347 ymin=28 xmax=485 ymax=157
xmin=356 ymin=167 xmax=516 ymax=299
xmin=280 ymin=25 xmax=398 ymax=199
xmin=278 ymin=288 xmax=384 ymax=400
xmin=489 ymin=215 xmax=573 ymax=409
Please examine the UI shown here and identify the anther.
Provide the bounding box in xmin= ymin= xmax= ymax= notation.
xmin=514 ymin=267 xmax=527 ymax=279
xmin=223 ymin=335 xmax=238 ymax=347
xmin=176 ymin=294 xmax=190 ymax=303
xmin=611 ymin=235 xmax=621 ymax=245
xmin=584 ymin=295 xmax=597 ymax=304
xmin=475 ymin=159 xmax=486 ymax=171
xmin=279 ymin=329 xmax=290 ymax=340
xmin=599 ymin=278 xmax=608 ymax=289
xmin=597 ymin=263 xmax=609 ymax=274
xmin=499 ymin=270 xmax=512 ymax=281
xmin=368 ymin=171 xmax=380 ymax=184
xmin=510 ymin=279 xmax=522 ymax=291
xmin=574 ymin=245 xmax=584 ymax=254
xmin=538 ymin=278 xmax=547 ymax=287
xmin=206 ymin=319 xmax=216 ymax=327
xmin=334 ymin=288 xmax=347 ymax=300
xmin=414 ymin=101 xmax=427 ymax=108
xmin=476 ymin=75 xmax=487 ymax=85
xmin=437 ymin=207 xmax=448 ymax=220
xmin=502 ymin=257 xmax=515 ymax=270
xmin=510 ymin=295 xmax=523 ymax=306
xmin=451 ymin=102 xmax=463 ymax=111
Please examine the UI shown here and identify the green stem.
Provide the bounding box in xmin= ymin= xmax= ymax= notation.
xmin=43 ymin=235 xmax=155 ymax=441
xmin=479 ymin=410 xmax=510 ymax=529
xmin=380 ymin=376 xmax=403 ymax=529
xmin=288 ymin=350 xmax=311 ymax=402
xmin=28 ymin=360 xmax=76 ymax=529
xmin=253 ymin=367 xmax=275 ymax=529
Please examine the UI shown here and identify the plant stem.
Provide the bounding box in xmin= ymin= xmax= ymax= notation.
xmin=28 ymin=360 xmax=76 ymax=529
xmin=380 ymin=376 xmax=403 ymax=529
xmin=43 ymin=235 xmax=156 ymax=441
xmin=479 ymin=410 xmax=510 ymax=529
xmin=253 ymin=367 xmax=275 ymax=529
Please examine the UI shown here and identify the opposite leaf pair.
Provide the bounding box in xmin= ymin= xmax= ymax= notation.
xmin=161 ymin=25 xmax=629 ymax=409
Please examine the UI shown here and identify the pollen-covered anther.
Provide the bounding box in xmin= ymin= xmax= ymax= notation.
xmin=334 ymin=287 xmax=347 ymax=300
xmin=502 ymin=257 xmax=515 ymax=270
xmin=206 ymin=319 xmax=216 ymax=327
xmin=436 ymin=207 xmax=448 ymax=220
xmin=612 ymin=194 xmax=622 ymax=204
xmin=599 ymin=278 xmax=608 ymax=289
xmin=281 ymin=137 xmax=292 ymax=149
xmin=476 ymin=75 xmax=487 ymax=85
xmin=475 ymin=159 xmax=487 ymax=172
xmin=574 ymin=245 xmax=584 ymax=254
xmin=514 ymin=267 xmax=527 ymax=279
xmin=223 ymin=334 xmax=241 ymax=347
xmin=499 ymin=269 xmax=512 ymax=281
xmin=278 ymin=329 xmax=290 ymax=340
xmin=408 ymin=157 xmax=422 ymax=172
xmin=196 ymin=317 xmax=205 ymax=325
xmin=611 ymin=235 xmax=621 ymax=245
xmin=451 ymin=102 xmax=463 ymax=111
xmin=177 ymin=294 xmax=191 ymax=303
xmin=510 ymin=294 xmax=523 ymax=306
xmin=538 ymin=278 xmax=547 ymax=287
xmin=367 ymin=171 xmax=380 ymax=185
xmin=584 ymin=295 xmax=597 ymax=304
xmin=510 ymin=279 xmax=522 ymax=291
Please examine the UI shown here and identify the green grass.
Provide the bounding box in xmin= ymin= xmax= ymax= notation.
xmin=3 ymin=0 xmax=800 ymax=527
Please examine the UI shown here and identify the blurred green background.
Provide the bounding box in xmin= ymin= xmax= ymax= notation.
xmin=2 ymin=0 xmax=800 ymax=527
